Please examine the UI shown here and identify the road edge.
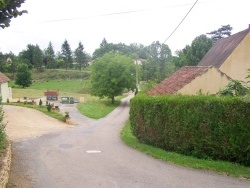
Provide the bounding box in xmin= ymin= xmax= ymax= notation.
xmin=0 ymin=140 xmax=12 ymax=188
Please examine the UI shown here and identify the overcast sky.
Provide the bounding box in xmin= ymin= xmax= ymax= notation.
xmin=0 ymin=0 xmax=249 ymax=55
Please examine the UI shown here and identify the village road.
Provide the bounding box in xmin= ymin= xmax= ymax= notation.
xmin=5 ymin=95 xmax=250 ymax=188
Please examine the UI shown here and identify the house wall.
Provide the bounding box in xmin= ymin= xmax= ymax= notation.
xmin=219 ymin=32 xmax=250 ymax=82
xmin=177 ymin=67 xmax=230 ymax=95
xmin=0 ymin=83 xmax=12 ymax=103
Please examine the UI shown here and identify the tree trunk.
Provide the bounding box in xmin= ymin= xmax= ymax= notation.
xmin=111 ymin=96 xmax=115 ymax=104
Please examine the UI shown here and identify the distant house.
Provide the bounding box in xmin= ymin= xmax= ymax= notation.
xmin=147 ymin=66 xmax=231 ymax=95
xmin=198 ymin=28 xmax=250 ymax=82
xmin=44 ymin=90 xmax=59 ymax=100
xmin=0 ymin=72 xmax=12 ymax=102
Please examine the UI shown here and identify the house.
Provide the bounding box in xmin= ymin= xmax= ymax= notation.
xmin=0 ymin=72 xmax=12 ymax=103
xmin=147 ymin=66 xmax=231 ymax=95
xmin=44 ymin=90 xmax=59 ymax=100
xmin=198 ymin=27 xmax=250 ymax=82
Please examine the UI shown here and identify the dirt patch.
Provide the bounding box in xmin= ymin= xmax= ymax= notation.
xmin=3 ymin=105 xmax=71 ymax=142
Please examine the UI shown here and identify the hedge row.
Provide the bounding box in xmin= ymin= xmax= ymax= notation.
xmin=130 ymin=93 xmax=250 ymax=166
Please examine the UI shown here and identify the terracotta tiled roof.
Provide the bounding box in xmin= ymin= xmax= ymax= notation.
xmin=198 ymin=28 xmax=250 ymax=68
xmin=44 ymin=91 xmax=59 ymax=96
xmin=147 ymin=66 xmax=212 ymax=95
xmin=0 ymin=72 xmax=10 ymax=84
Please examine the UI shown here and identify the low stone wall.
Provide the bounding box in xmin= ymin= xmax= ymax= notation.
xmin=0 ymin=140 xmax=12 ymax=188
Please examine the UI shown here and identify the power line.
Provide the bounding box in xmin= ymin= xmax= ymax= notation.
xmin=29 ymin=1 xmax=204 ymax=24
xmin=162 ymin=0 xmax=199 ymax=45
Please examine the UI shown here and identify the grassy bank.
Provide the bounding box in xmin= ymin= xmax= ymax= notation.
xmin=77 ymin=96 xmax=124 ymax=119
xmin=120 ymin=121 xmax=250 ymax=180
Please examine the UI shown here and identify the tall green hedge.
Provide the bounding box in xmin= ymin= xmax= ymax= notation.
xmin=130 ymin=93 xmax=250 ymax=166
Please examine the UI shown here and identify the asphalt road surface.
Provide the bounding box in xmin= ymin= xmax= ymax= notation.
xmin=7 ymin=95 xmax=250 ymax=187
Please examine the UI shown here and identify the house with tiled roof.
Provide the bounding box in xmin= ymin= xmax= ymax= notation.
xmin=0 ymin=72 xmax=12 ymax=102
xmin=148 ymin=27 xmax=250 ymax=96
xmin=147 ymin=66 xmax=230 ymax=95
xmin=198 ymin=27 xmax=250 ymax=81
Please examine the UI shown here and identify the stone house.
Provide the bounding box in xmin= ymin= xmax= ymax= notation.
xmin=0 ymin=72 xmax=12 ymax=102
xmin=147 ymin=66 xmax=230 ymax=95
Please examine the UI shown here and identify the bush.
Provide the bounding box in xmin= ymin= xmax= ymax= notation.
xmin=47 ymin=103 xmax=52 ymax=112
xmin=0 ymin=100 xmax=6 ymax=149
xmin=130 ymin=93 xmax=250 ymax=166
xmin=39 ymin=99 xmax=42 ymax=106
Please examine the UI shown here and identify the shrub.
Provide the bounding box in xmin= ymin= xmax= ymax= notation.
xmin=0 ymin=99 xmax=6 ymax=149
xmin=39 ymin=99 xmax=42 ymax=106
xmin=47 ymin=103 xmax=52 ymax=112
xmin=130 ymin=93 xmax=250 ymax=166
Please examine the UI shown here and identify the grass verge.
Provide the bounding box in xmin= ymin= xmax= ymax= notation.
xmin=120 ymin=121 xmax=250 ymax=180
xmin=5 ymin=103 xmax=65 ymax=122
xmin=77 ymin=96 xmax=123 ymax=119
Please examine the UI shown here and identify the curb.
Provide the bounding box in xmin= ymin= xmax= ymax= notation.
xmin=0 ymin=140 xmax=12 ymax=188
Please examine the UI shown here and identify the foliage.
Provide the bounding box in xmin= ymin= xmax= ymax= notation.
xmin=47 ymin=103 xmax=52 ymax=112
xmin=19 ymin=44 xmax=44 ymax=69
xmin=218 ymin=80 xmax=249 ymax=96
xmin=121 ymin=121 xmax=250 ymax=180
xmin=130 ymin=93 xmax=250 ymax=166
xmin=0 ymin=0 xmax=27 ymax=29
xmin=74 ymin=42 xmax=88 ymax=70
xmin=141 ymin=41 xmax=174 ymax=82
xmin=175 ymin=35 xmax=213 ymax=68
xmin=91 ymin=52 xmax=136 ymax=103
xmin=206 ymin=24 xmax=233 ymax=42
xmin=93 ymin=42 xmax=148 ymax=60
xmin=0 ymin=99 xmax=6 ymax=149
xmin=39 ymin=99 xmax=42 ymax=106
xmin=44 ymin=42 xmax=56 ymax=69
xmin=15 ymin=63 xmax=32 ymax=87
xmin=100 ymin=38 xmax=107 ymax=47
xmin=61 ymin=39 xmax=73 ymax=69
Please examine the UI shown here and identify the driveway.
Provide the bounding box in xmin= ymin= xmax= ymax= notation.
xmin=4 ymin=95 xmax=250 ymax=188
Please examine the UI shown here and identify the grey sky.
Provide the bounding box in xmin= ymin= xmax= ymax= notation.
xmin=0 ymin=0 xmax=249 ymax=55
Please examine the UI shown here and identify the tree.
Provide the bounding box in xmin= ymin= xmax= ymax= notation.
xmin=61 ymin=40 xmax=73 ymax=69
xmin=91 ymin=52 xmax=136 ymax=103
xmin=206 ymin=24 xmax=233 ymax=42
xmin=100 ymin=38 xmax=107 ymax=47
xmin=175 ymin=35 xmax=213 ymax=67
xmin=44 ymin=42 xmax=56 ymax=69
xmin=141 ymin=41 xmax=173 ymax=81
xmin=0 ymin=0 xmax=27 ymax=29
xmin=74 ymin=42 xmax=87 ymax=71
xmin=15 ymin=63 xmax=32 ymax=87
xmin=19 ymin=44 xmax=44 ymax=70
xmin=33 ymin=44 xmax=44 ymax=70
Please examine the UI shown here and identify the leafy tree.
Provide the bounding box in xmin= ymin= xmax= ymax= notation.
xmin=74 ymin=42 xmax=87 ymax=71
xmin=19 ymin=44 xmax=44 ymax=69
xmin=61 ymin=39 xmax=73 ymax=69
xmin=44 ymin=42 xmax=56 ymax=69
xmin=218 ymin=80 xmax=249 ymax=96
xmin=146 ymin=41 xmax=172 ymax=60
xmin=141 ymin=41 xmax=173 ymax=81
xmin=91 ymin=52 xmax=136 ymax=103
xmin=33 ymin=44 xmax=44 ymax=70
xmin=15 ymin=63 xmax=32 ymax=87
xmin=0 ymin=0 xmax=27 ymax=29
xmin=206 ymin=24 xmax=233 ymax=42
xmin=92 ymin=43 xmax=116 ymax=59
xmin=100 ymin=38 xmax=107 ymax=47
xmin=175 ymin=35 xmax=213 ymax=67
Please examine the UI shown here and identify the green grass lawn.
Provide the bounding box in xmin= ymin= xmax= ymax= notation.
xmin=77 ymin=96 xmax=124 ymax=119
xmin=120 ymin=121 xmax=250 ymax=180
xmin=30 ymin=79 xmax=91 ymax=93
